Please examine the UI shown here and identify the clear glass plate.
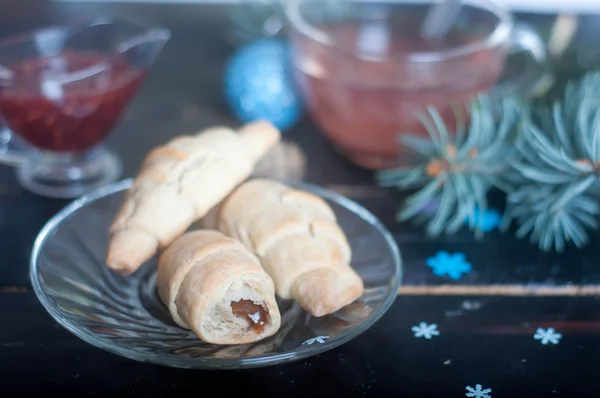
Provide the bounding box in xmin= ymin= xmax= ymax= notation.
xmin=30 ymin=179 xmax=402 ymax=369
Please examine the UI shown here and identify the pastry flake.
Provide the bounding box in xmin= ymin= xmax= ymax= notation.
xmin=106 ymin=121 xmax=281 ymax=274
xmin=217 ymin=179 xmax=364 ymax=317
xmin=156 ymin=230 xmax=281 ymax=345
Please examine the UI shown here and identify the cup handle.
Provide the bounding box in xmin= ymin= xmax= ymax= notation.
xmin=491 ymin=22 xmax=554 ymax=100
xmin=0 ymin=123 xmax=29 ymax=167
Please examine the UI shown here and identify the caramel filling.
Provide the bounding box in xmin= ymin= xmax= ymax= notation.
xmin=230 ymin=300 xmax=268 ymax=334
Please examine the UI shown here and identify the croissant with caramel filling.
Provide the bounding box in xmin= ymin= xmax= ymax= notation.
xmin=106 ymin=121 xmax=280 ymax=275
xmin=157 ymin=230 xmax=281 ymax=344
xmin=216 ymin=179 xmax=364 ymax=317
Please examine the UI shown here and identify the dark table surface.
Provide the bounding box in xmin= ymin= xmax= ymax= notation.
xmin=2 ymin=1 xmax=600 ymax=396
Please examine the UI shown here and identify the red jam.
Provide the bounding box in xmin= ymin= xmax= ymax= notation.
xmin=0 ymin=51 xmax=146 ymax=152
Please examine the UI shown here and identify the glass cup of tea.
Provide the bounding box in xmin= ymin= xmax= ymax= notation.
xmin=0 ymin=18 xmax=170 ymax=198
xmin=284 ymin=0 xmax=551 ymax=170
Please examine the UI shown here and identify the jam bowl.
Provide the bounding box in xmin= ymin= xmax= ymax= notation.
xmin=0 ymin=18 xmax=170 ymax=198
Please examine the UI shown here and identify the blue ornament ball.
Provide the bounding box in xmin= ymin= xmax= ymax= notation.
xmin=224 ymin=38 xmax=303 ymax=131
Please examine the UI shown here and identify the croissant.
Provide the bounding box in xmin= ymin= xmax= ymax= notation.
xmin=157 ymin=230 xmax=281 ymax=345
xmin=106 ymin=121 xmax=281 ymax=275
xmin=216 ymin=179 xmax=364 ymax=317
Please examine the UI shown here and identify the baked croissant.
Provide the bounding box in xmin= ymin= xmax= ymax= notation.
xmin=216 ymin=179 xmax=364 ymax=317
xmin=157 ymin=230 xmax=281 ymax=345
xmin=106 ymin=121 xmax=281 ymax=275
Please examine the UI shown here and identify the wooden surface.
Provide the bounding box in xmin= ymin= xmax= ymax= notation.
xmin=2 ymin=2 xmax=600 ymax=396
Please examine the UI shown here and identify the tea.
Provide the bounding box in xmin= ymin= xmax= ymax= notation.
xmin=290 ymin=9 xmax=506 ymax=169
xmin=0 ymin=51 xmax=145 ymax=152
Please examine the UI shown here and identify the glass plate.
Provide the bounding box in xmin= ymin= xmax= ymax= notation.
xmin=30 ymin=179 xmax=402 ymax=369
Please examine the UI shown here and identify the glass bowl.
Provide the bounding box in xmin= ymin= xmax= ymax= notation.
xmin=30 ymin=179 xmax=402 ymax=369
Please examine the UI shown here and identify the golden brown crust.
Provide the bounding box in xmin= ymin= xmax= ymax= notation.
xmin=106 ymin=121 xmax=281 ymax=275
xmin=217 ymin=179 xmax=364 ymax=317
xmin=157 ymin=230 xmax=281 ymax=345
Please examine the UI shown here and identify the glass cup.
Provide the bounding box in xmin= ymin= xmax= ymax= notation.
xmin=284 ymin=0 xmax=551 ymax=170
xmin=0 ymin=18 xmax=170 ymax=198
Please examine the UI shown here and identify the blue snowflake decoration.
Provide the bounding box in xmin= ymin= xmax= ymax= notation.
xmin=224 ymin=38 xmax=303 ymax=131
xmin=411 ymin=322 xmax=440 ymax=340
xmin=533 ymin=328 xmax=562 ymax=345
xmin=466 ymin=384 xmax=492 ymax=398
xmin=426 ymin=251 xmax=472 ymax=280
xmin=302 ymin=336 xmax=329 ymax=345
xmin=464 ymin=207 xmax=502 ymax=232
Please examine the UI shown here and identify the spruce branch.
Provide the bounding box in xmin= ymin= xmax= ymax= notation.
xmin=503 ymin=71 xmax=600 ymax=252
xmin=377 ymin=70 xmax=600 ymax=252
xmin=377 ymin=96 xmax=525 ymax=238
